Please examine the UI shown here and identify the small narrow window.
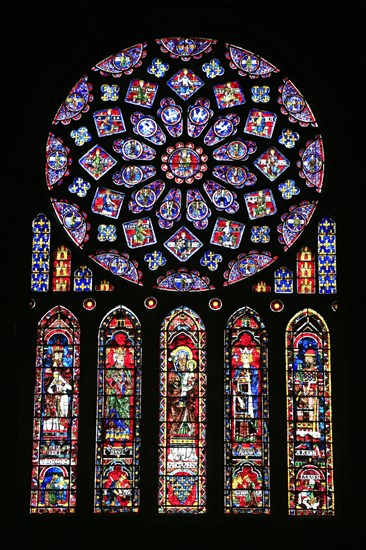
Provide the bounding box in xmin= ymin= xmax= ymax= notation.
xmin=318 ymin=217 xmax=336 ymax=294
xmin=297 ymin=247 xmax=316 ymax=294
xmin=52 ymin=245 xmax=71 ymax=291
xmin=31 ymin=214 xmax=51 ymax=292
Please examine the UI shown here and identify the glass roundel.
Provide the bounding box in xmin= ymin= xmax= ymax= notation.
xmin=46 ymin=37 xmax=325 ymax=290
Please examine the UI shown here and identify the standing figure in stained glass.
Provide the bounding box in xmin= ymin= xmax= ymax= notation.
xmin=293 ymin=339 xmax=320 ymax=432
xmin=47 ymin=370 xmax=72 ymax=418
xmin=232 ymin=337 xmax=260 ymax=441
xmin=43 ymin=338 xmax=73 ymax=434
xmin=40 ymin=466 xmax=69 ymax=508
xmin=264 ymin=148 xmax=280 ymax=179
xmin=104 ymin=336 xmax=133 ymax=443
xmin=168 ymin=347 xmax=197 ymax=439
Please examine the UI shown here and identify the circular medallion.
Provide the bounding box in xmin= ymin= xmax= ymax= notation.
xmin=285 ymin=94 xmax=305 ymax=113
xmin=227 ymin=141 xmax=247 ymax=160
xmin=213 ymin=118 xmax=234 ymax=137
xmin=113 ymin=52 xmax=132 ymax=70
xmin=66 ymin=92 xmax=86 ymax=112
xmin=122 ymin=139 xmax=143 ymax=159
xmin=83 ymin=298 xmax=96 ymax=311
xmin=161 ymin=105 xmax=182 ymax=125
xmin=47 ymin=150 xmax=67 ymax=170
xmin=168 ymin=148 xmax=201 ymax=179
xmin=189 ymin=106 xmax=210 ymax=125
xmin=136 ymin=117 xmax=157 ymax=137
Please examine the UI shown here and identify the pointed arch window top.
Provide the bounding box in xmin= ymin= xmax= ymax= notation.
xmin=94 ymin=305 xmax=142 ymax=513
xmin=286 ymin=308 xmax=334 ymax=516
xmin=30 ymin=305 xmax=80 ymax=514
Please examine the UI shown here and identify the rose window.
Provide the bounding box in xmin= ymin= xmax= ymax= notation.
xmin=46 ymin=37 xmax=325 ymax=291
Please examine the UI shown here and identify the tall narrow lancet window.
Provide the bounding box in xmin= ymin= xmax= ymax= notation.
xmin=296 ymin=247 xmax=316 ymax=294
xmin=318 ymin=217 xmax=336 ymax=294
xmin=52 ymin=245 xmax=71 ymax=292
xmin=158 ymin=306 xmax=206 ymax=513
xmin=286 ymin=308 xmax=334 ymax=515
xmin=30 ymin=305 xmax=80 ymax=513
xmin=224 ymin=307 xmax=270 ymax=513
xmin=94 ymin=306 xmax=142 ymax=513
xmin=31 ymin=214 xmax=51 ymax=292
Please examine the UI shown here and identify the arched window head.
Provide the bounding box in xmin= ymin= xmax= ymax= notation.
xmin=158 ymin=306 xmax=206 ymax=513
xmin=286 ymin=308 xmax=334 ymax=516
xmin=94 ymin=305 xmax=142 ymax=513
xmin=224 ymin=307 xmax=270 ymax=513
xmin=30 ymin=305 xmax=80 ymax=513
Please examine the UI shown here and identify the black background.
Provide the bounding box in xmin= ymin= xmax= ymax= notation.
xmin=2 ymin=1 xmax=364 ymax=548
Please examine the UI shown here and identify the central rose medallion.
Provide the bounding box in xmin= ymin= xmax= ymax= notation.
xmin=161 ymin=142 xmax=208 ymax=184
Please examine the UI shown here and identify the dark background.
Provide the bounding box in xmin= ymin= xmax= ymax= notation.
xmin=2 ymin=0 xmax=363 ymax=548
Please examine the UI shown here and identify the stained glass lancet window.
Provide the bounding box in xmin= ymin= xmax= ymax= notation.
xmin=52 ymin=245 xmax=71 ymax=292
xmin=31 ymin=214 xmax=51 ymax=292
xmin=33 ymin=35 xmax=334 ymax=516
xmin=73 ymin=265 xmax=93 ymax=291
xmin=224 ymin=307 xmax=270 ymax=513
xmin=158 ymin=306 xmax=206 ymax=513
xmin=274 ymin=266 xmax=293 ymax=293
xmin=297 ymin=247 xmax=316 ymax=294
xmin=94 ymin=305 xmax=142 ymax=512
xmin=30 ymin=305 xmax=80 ymax=513
xmin=286 ymin=308 xmax=334 ymax=515
xmin=318 ymin=217 xmax=336 ymax=294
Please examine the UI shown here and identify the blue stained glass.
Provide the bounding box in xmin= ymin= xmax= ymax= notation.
xmin=31 ymin=214 xmax=51 ymax=292
xmin=318 ymin=217 xmax=336 ymax=294
xmin=73 ymin=266 xmax=93 ymax=291
xmin=274 ymin=267 xmax=293 ymax=293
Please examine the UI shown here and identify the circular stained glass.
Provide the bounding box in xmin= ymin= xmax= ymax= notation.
xmin=270 ymin=299 xmax=284 ymax=313
xmin=46 ymin=37 xmax=325 ymax=291
xmin=83 ymin=298 xmax=96 ymax=310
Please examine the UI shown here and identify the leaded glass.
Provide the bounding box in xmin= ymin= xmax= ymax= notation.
xmin=73 ymin=265 xmax=93 ymax=291
xmin=52 ymin=245 xmax=71 ymax=292
xmin=30 ymin=305 xmax=80 ymax=513
xmin=318 ymin=217 xmax=336 ymax=294
xmin=158 ymin=306 xmax=206 ymax=513
xmin=274 ymin=266 xmax=293 ymax=293
xmin=286 ymin=308 xmax=334 ymax=515
xmin=296 ymin=246 xmax=315 ymax=294
xmin=44 ymin=37 xmax=326 ymax=292
xmin=31 ymin=214 xmax=51 ymax=292
xmin=94 ymin=305 xmax=142 ymax=512
xmin=224 ymin=307 xmax=270 ymax=513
